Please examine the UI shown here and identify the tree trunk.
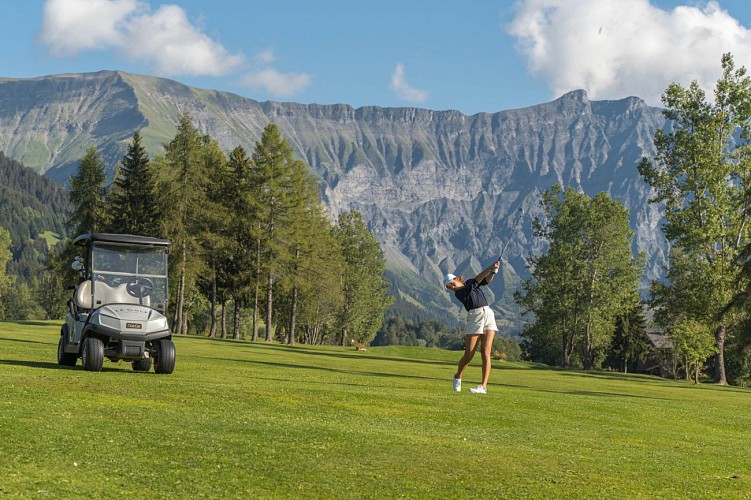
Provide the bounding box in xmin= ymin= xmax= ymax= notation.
xmin=252 ymin=285 xmax=259 ymax=342
xmin=252 ymin=238 xmax=260 ymax=342
xmin=584 ymin=325 xmax=593 ymax=371
xmin=288 ymin=286 xmax=298 ymax=345
xmin=715 ymin=324 xmax=727 ymax=385
xmin=208 ymin=272 xmax=217 ymax=338
xmin=265 ymin=269 xmax=273 ymax=343
xmin=233 ymin=299 xmax=241 ymax=340
xmin=173 ymin=269 xmax=184 ymax=334
xmin=220 ymin=298 xmax=227 ymax=339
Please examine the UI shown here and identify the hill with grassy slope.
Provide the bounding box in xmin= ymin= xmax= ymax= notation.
xmin=1 ymin=321 xmax=749 ymax=497
xmin=0 ymin=152 xmax=69 ymax=281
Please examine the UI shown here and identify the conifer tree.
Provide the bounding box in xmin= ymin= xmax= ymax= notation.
xmin=249 ymin=123 xmax=314 ymax=343
xmin=158 ymin=113 xmax=210 ymax=334
xmin=68 ymin=146 xmax=108 ymax=235
xmin=107 ymin=131 xmax=160 ymax=236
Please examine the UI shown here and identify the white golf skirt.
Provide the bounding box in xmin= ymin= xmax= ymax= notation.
xmin=466 ymin=306 xmax=498 ymax=335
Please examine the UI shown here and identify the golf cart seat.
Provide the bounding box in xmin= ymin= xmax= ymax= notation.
xmin=74 ymin=280 xmax=150 ymax=310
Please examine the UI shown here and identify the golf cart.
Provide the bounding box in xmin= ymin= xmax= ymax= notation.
xmin=57 ymin=233 xmax=175 ymax=374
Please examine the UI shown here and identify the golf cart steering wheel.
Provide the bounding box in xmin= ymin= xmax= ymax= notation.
xmin=126 ymin=277 xmax=154 ymax=299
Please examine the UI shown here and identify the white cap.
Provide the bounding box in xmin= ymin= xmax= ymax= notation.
xmin=444 ymin=273 xmax=456 ymax=286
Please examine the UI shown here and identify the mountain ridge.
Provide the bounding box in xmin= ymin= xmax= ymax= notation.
xmin=0 ymin=71 xmax=667 ymax=330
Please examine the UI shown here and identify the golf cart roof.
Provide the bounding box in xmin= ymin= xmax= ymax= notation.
xmin=73 ymin=233 xmax=171 ymax=247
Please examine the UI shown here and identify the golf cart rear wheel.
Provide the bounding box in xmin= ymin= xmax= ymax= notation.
xmin=153 ymin=339 xmax=175 ymax=374
xmin=132 ymin=357 xmax=152 ymax=372
xmin=81 ymin=337 xmax=104 ymax=372
xmin=57 ymin=325 xmax=77 ymax=366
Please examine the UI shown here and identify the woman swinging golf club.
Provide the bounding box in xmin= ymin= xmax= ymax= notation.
xmin=444 ymin=259 xmax=501 ymax=394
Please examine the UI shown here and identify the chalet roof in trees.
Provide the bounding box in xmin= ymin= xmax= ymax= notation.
xmin=645 ymin=330 xmax=674 ymax=350
xmin=73 ymin=233 xmax=171 ymax=247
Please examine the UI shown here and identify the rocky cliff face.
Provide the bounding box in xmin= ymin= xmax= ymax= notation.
xmin=0 ymin=71 xmax=667 ymax=330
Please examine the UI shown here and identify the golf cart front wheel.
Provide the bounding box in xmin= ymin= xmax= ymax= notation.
xmin=153 ymin=339 xmax=176 ymax=374
xmin=57 ymin=325 xmax=77 ymax=366
xmin=81 ymin=337 xmax=104 ymax=372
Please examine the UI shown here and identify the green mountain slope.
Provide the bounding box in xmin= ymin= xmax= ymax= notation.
xmin=0 ymin=151 xmax=69 ymax=280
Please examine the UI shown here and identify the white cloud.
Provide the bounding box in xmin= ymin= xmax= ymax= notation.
xmin=252 ymin=50 xmax=276 ymax=66
xmin=39 ymin=0 xmax=243 ymax=76
xmin=40 ymin=0 xmax=138 ymax=56
xmin=390 ymin=63 xmax=429 ymax=103
xmin=507 ymin=0 xmax=751 ymax=104
xmin=241 ymin=68 xmax=312 ymax=98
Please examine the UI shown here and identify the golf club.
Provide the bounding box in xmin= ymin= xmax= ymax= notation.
xmin=492 ymin=208 xmax=524 ymax=273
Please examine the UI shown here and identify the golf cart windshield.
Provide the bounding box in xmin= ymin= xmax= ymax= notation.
xmin=91 ymin=242 xmax=169 ymax=312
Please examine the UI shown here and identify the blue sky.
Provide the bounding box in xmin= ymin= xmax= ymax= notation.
xmin=1 ymin=0 xmax=751 ymax=114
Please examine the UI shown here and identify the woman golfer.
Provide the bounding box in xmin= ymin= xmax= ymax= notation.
xmin=444 ymin=259 xmax=500 ymax=394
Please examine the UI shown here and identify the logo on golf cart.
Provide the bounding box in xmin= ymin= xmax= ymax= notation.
xmin=126 ymin=323 xmax=143 ymax=329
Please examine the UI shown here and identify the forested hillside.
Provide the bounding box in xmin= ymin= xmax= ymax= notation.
xmin=0 ymin=152 xmax=69 ymax=282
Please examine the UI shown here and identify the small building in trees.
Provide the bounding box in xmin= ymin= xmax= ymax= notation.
xmin=636 ymin=329 xmax=675 ymax=377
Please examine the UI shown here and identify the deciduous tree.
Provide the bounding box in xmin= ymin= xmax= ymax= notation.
xmin=639 ymin=53 xmax=751 ymax=384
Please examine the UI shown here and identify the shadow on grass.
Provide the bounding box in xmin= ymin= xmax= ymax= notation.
xmin=0 ymin=358 xmax=132 ymax=373
xmin=495 ymin=381 xmax=674 ymax=401
xmin=194 ymin=355 xmax=447 ymax=384
xmin=184 ymin=335 xmax=458 ymax=367
xmin=0 ymin=337 xmax=52 ymax=345
xmin=0 ymin=359 xmax=71 ymax=370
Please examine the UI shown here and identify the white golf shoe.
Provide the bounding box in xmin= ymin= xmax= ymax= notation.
xmin=453 ymin=375 xmax=461 ymax=392
xmin=469 ymin=385 xmax=487 ymax=394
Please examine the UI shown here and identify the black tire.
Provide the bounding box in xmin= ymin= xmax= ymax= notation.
xmin=132 ymin=357 xmax=152 ymax=372
xmin=57 ymin=325 xmax=77 ymax=367
xmin=153 ymin=339 xmax=176 ymax=374
xmin=81 ymin=337 xmax=104 ymax=372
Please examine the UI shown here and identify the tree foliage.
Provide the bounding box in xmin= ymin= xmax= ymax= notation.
xmin=107 ymin=131 xmax=161 ymax=236
xmin=334 ymin=210 xmax=392 ymax=346
xmin=516 ymin=184 xmax=642 ymax=369
xmin=639 ymin=53 xmax=751 ymax=384
xmin=68 ymin=147 xmax=108 ymax=235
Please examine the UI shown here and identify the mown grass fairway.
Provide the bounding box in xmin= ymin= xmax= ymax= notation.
xmin=1 ymin=321 xmax=750 ymax=498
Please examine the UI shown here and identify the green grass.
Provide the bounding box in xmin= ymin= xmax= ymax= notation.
xmin=1 ymin=321 xmax=750 ymax=498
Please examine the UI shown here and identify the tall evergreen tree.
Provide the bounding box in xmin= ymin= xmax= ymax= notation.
xmin=158 ymin=113 xmax=211 ymax=334
xmin=68 ymin=146 xmax=108 ymax=235
xmin=249 ymin=123 xmax=314 ymax=343
xmin=606 ymin=304 xmax=649 ymax=373
xmin=107 ymin=131 xmax=161 ymax=236
xmin=224 ymin=145 xmax=259 ymax=340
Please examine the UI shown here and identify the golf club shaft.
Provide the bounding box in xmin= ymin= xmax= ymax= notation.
xmin=497 ymin=208 xmax=524 ymax=262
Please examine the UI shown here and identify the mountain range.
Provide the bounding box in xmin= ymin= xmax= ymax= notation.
xmin=0 ymin=70 xmax=667 ymax=331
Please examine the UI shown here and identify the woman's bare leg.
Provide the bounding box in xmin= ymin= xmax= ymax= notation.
xmin=479 ymin=329 xmax=496 ymax=388
xmin=456 ymin=335 xmax=480 ymax=379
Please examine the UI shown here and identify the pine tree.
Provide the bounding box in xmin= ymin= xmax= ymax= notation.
xmin=158 ymin=113 xmax=211 ymax=334
xmin=107 ymin=131 xmax=161 ymax=236
xmin=68 ymin=146 xmax=108 ymax=235
xmin=249 ymin=123 xmax=314 ymax=343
